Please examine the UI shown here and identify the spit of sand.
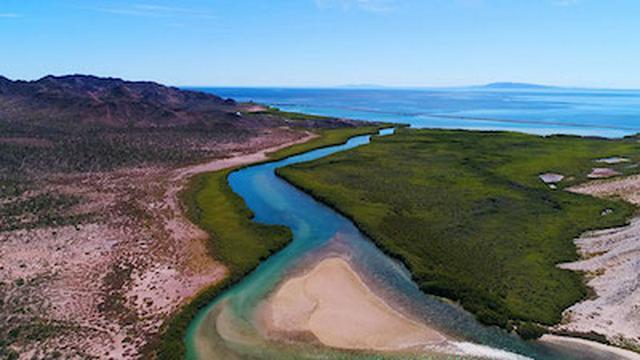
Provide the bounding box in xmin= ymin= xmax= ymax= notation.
xmin=260 ymin=257 xmax=446 ymax=352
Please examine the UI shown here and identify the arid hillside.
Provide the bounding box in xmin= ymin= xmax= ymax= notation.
xmin=0 ymin=74 xmax=244 ymax=128
xmin=0 ymin=75 xmax=359 ymax=175
xmin=0 ymin=75 xmax=364 ymax=359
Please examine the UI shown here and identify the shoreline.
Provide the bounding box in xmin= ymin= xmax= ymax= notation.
xmin=548 ymin=175 xmax=640 ymax=354
xmin=279 ymin=175 xmax=640 ymax=357
xmin=275 ymin=128 xmax=640 ymax=357
xmin=540 ymin=335 xmax=640 ymax=360
xmin=175 ymin=126 xmax=640 ymax=359
xmin=258 ymin=256 xmax=447 ymax=352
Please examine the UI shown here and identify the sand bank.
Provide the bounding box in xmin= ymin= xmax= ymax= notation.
xmin=554 ymin=176 xmax=640 ymax=351
xmin=540 ymin=335 xmax=640 ymax=360
xmin=261 ymin=257 xmax=446 ymax=352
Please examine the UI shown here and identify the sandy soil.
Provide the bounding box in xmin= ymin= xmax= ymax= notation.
xmin=588 ymin=167 xmax=622 ymax=179
xmin=260 ymin=257 xmax=446 ymax=352
xmin=0 ymin=128 xmax=315 ymax=358
xmin=569 ymin=173 xmax=640 ymax=204
xmin=551 ymin=176 xmax=640 ymax=352
xmin=540 ymin=335 xmax=640 ymax=360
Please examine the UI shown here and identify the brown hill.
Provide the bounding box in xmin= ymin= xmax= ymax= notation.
xmin=0 ymin=74 xmax=268 ymax=129
xmin=0 ymin=74 xmax=362 ymax=174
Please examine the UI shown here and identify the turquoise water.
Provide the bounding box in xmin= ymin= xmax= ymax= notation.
xmin=196 ymin=87 xmax=640 ymax=138
xmin=184 ymin=129 xmax=628 ymax=359
xmin=185 ymin=87 xmax=640 ymax=358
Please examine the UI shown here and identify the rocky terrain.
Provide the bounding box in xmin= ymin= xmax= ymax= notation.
xmin=0 ymin=75 xmax=361 ymax=359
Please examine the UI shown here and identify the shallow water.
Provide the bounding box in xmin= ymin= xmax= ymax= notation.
xmin=184 ymin=129 xmax=629 ymax=359
xmin=197 ymin=87 xmax=640 ymax=138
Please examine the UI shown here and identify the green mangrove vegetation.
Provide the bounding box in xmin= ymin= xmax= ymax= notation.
xmin=278 ymin=128 xmax=640 ymax=330
xmin=184 ymin=169 xmax=292 ymax=275
xmin=255 ymin=106 xmax=336 ymax=122
xmin=268 ymin=125 xmax=389 ymax=159
xmin=153 ymin=125 xmax=386 ymax=359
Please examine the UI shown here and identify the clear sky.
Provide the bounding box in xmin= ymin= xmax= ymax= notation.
xmin=1 ymin=0 xmax=639 ymax=88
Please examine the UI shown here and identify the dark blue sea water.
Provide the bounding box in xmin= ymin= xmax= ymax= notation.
xmin=195 ymin=87 xmax=640 ymax=137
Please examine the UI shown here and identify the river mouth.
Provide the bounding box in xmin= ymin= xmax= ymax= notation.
xmin=185 ymin=129 xmax=635 ymax=360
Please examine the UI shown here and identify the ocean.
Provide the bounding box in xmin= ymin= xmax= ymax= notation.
xmin=195 ymin=87 xmax=640 ymax=138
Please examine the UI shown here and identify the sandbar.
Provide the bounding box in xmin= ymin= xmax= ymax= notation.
xmin=261 ymin=257 xmax=446 ymax=352
xmin=540 ymin=335 xmax=640 ymax=360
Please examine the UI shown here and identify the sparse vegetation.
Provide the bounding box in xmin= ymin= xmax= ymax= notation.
xmin=0 ymin=317 xmax=82 ymax=359
xmin=1 ymin=75 xmax=381 ymax=358
xmin=515 ymin=322 xmax=547 ymax=340
xmin=255 ymin=107 xmax=339 ymax=122
xmin=98 ymin=263 xmax=138 ymax=325
xmin=0 ymin=192 xmax=87 ymax=232
xmin=0 ymin=126 xmax=250 ymax=176
xmin=278 ymin=128 xmax=639 ymax=329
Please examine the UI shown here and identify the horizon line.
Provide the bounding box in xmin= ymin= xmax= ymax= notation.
xmin=4 ymin=73 xmax=640 ymax=92
xmin=182 ymin=83 xmax=640 ymax=92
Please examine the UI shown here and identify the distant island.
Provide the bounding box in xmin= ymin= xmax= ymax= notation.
xmin=479 ymin=82 xmax=556 ymax=89
xmin=334 ymin=82 xmax=557 ymax=90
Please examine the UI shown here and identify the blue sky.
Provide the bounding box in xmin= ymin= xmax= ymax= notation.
xmin=1 ymin=0 xmax=639 ymax=88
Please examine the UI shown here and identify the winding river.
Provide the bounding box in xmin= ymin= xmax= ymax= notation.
xmin=184 ymin=129 xmax=629 ymax=360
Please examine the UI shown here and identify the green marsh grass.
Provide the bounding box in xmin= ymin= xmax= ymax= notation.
xmin=278 ymin=128 xmax=640 ymax=329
